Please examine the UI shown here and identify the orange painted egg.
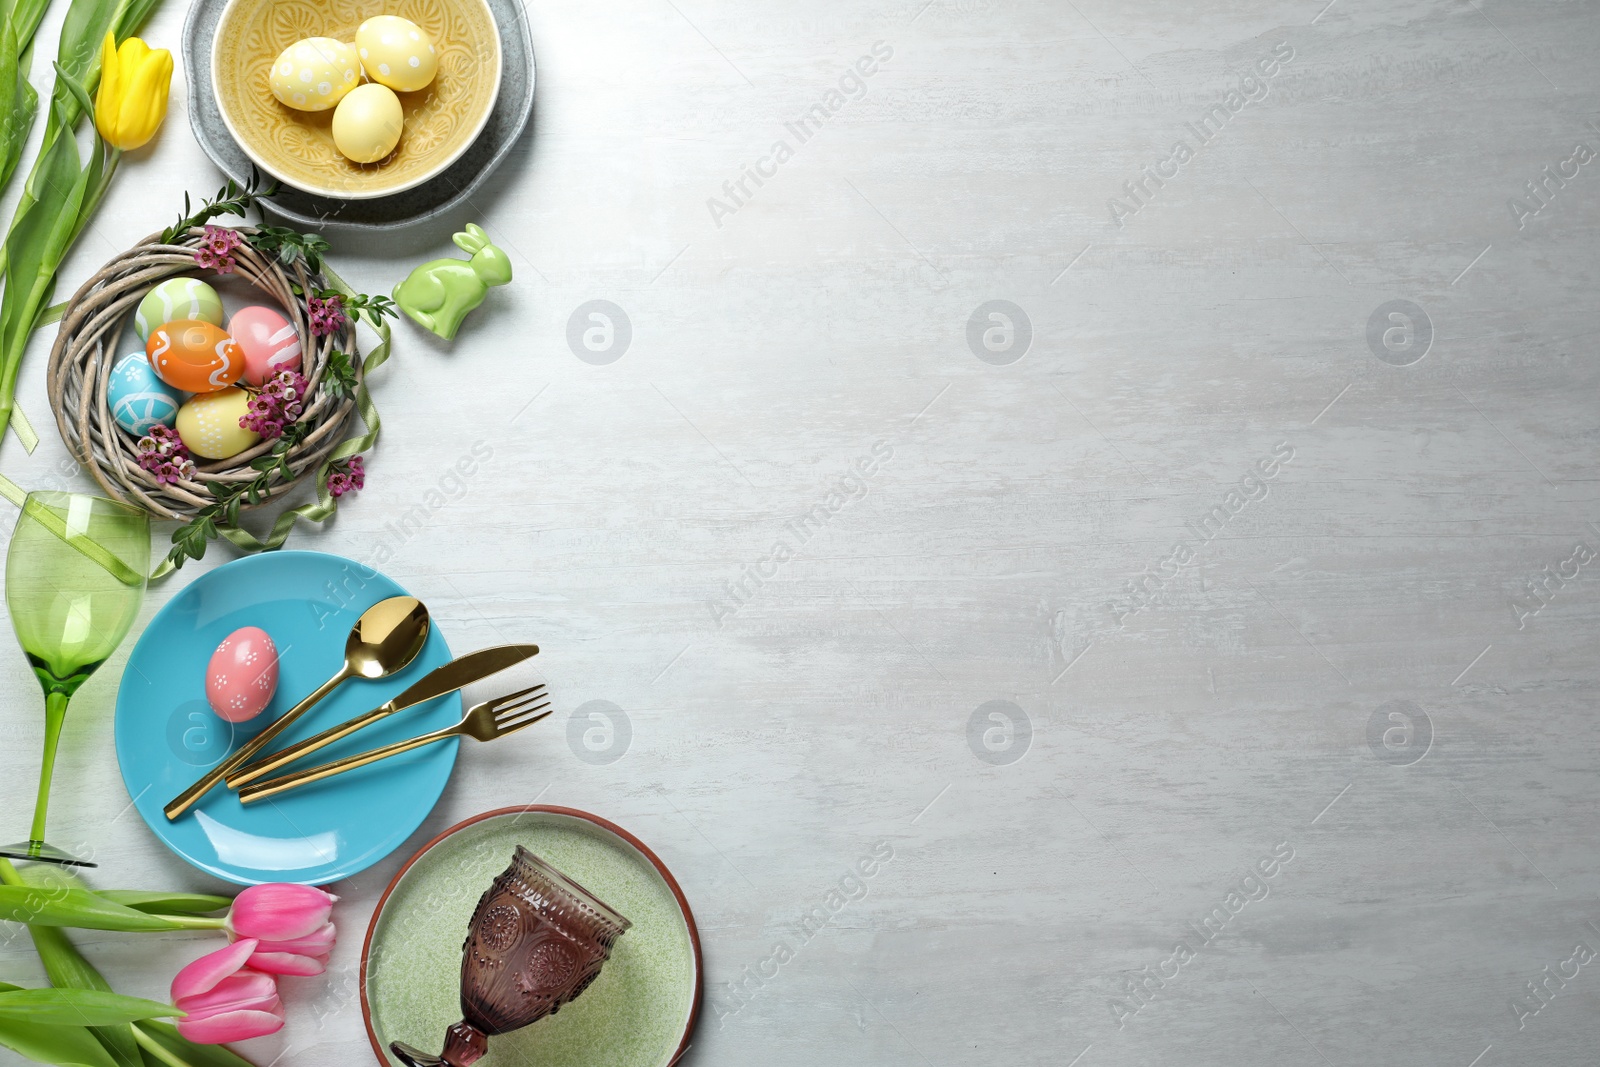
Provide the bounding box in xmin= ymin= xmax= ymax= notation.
xmin=147 ymin=320 xmax=244 ymax=393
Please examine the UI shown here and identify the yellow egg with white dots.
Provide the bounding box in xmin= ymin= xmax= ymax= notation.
xmin=176 ymin=388 xmax=259 ymax=460
xmin=355 ymin=15 xmax=438 ymax=93
xmin=269 ymin=37 xmax=361 ymax=112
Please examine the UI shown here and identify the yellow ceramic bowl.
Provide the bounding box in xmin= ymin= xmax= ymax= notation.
xmin=211 ymin=0 xmax=502 ymax=200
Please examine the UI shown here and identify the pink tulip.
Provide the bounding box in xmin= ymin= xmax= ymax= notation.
xmin=226 ymin=883 xmax=338 ymax=976
xmin=226 ymin=883 xmax=337 ymax=940
xmin=246 ymin=921 xmax=336 ymax=976
xmin=171 ymin=939 xmax=284 ymax=1044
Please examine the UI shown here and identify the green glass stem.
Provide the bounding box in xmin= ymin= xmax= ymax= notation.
xmin=29 ymin=690 xmax=70 ymax=846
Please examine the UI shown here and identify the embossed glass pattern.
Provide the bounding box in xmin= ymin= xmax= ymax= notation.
xmin=391 ymin=846 xmax=631 ymax=1067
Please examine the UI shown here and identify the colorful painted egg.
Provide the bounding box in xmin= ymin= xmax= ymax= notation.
xmin=133 ymin=278 xmax=223 ymax=342
xmin=205 ymin=626 xmax=279 ymax=723
xmin=229 ymin=305 xmax=303 ymax=386
xmin=147 ymin=320 xmax=244 ymax=393
xmin=269 ymin=37 xmax=361 ymax=112
xmin=106 ymin=352 xmax=182 ymax=436
xmin=176 ymin=387 xmax=259 ymax=460
xmin=332 ymin=83 xmax=403 ymax=163
xmin=356 ymin=16 xmax=437 ymax=93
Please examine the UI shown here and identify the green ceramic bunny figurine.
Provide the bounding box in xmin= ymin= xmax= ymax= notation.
xmin=393 ymin=224 xmax=513 ymax=340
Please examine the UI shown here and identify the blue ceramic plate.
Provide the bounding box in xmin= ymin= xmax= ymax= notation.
xmin=115 ymin=551 xmax=459 ymax=886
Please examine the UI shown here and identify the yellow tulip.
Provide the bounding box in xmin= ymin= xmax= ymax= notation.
xmin=94 ymin=32 xmax=173 ymax=151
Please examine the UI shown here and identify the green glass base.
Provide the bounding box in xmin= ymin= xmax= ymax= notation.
xmin=0 ymin=840 xmax=96 ymax=867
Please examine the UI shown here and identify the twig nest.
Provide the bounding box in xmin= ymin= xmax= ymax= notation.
xmin=47 ymin=226 xmax=362 ymax=521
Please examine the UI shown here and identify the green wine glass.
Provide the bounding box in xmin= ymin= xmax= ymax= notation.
xmin=0 ymin=492 xmax=148 ymax=867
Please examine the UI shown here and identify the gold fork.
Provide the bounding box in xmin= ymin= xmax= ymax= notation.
xmin=236 ymin=686 xmax=553 ymax=805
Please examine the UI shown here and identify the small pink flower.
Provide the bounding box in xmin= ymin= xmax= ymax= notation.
xmin=327 ymin=455 xmax=364 ymax=498
xmin=137 ymin=424 xmax=195 ymax=484
xmin=171 ymin=939 xmax=284 ymax=1044
xmin=239 ymin=370 xmax=309 ymax=439
xmin=194 ymin=226 xmax=243 ymax=274
xmin=307 ymin=294 xmax=346 ymax=338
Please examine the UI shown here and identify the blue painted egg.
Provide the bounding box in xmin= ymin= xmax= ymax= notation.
xmin=107 ymin=352 xmax=183 ymax=435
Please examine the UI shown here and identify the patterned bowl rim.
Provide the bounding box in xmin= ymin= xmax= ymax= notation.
xmin=209 ymin=0 xmax=504 ymax=200
xmin=358 ymin=804 xmax=704 ymax=1067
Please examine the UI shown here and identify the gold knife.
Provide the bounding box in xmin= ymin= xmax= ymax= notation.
xmin=226 ymin=643 xmax=539 ymax=787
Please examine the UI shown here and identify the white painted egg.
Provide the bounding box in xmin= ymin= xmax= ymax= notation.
xmin=106 ymin=352 xmax=182 ymax=436
xmin=270 ymin=37 xmax=361 ymax=112
xmin=133 ymin=278 xmax=223 ymax=342
xmin=355 ymin=16 xmax=437 ymax=93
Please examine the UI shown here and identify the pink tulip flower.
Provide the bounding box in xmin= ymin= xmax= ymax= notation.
xmin=171 ymin=939 xmax=284 ymax=1044
xmin=246 ymin=921 xmax=336 ymax=976
xmin=226 ymin=884 xmax=338 ymax=976
xmin=226 ymin=883 xmax=337 ymax=940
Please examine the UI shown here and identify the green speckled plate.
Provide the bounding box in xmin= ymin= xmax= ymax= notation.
xmin=361 ymin=807 xmax=701 ymax=1067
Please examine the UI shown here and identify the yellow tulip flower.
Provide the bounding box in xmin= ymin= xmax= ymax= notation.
xmin=94 ymin=32 xmax=173 ymax=151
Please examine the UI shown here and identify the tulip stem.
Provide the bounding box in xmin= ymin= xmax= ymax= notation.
xmin=150 ymin=914 xmax=225 ymax=930
xmin=131 ymin=1024 xmax=190 ymax=1067
xmin=0 ymin=857 xmax=20 ymax=886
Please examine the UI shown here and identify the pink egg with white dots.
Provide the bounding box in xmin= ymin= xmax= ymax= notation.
xmin=229 ymin=306 xmax=303 ymax=387
xmin=205 ymin=626 xmax=279 ymax=723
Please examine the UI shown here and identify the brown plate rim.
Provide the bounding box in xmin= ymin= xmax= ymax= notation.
xmin=358 ymin=804 xmax=703 ymax=1067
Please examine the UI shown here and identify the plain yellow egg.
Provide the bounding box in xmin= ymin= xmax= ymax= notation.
xmin=269 ymin=38 xmax=361 ymax=112
xmin=356 ymin=15 xmax=438 ymax=93
xmin=331 ymin=83 xmax=404 ymax=163
xmin=176 ymin=388 xmax=259 ymax=460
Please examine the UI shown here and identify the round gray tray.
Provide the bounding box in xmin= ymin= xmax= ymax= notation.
xmin=181 ymin=0 xmax=535 ymax=231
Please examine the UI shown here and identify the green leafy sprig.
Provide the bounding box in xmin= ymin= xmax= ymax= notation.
xmin=321 ymin=349 xmax=360 ymax=401
xmin=164 ymin=422 xmax=310 ymax=572
xmin=158 ymin=170 xmax=273 ymax=244
xmin=317 ymin=286 xmax=396 ymax=327
xmin=249 ymin=225 xmax=329 ymax=272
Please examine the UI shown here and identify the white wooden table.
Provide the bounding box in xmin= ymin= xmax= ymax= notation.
xmin=4 ymin=0 xmax=1600 ymax=1064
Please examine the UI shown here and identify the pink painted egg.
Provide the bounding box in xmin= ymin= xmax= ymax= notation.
xmin=230 ymin=305 xmax=303 ymax=386
xmin=205 ymin=626 xmax=279 ymax=723
xmin=147 ymin=320 xmax=244 ymax=393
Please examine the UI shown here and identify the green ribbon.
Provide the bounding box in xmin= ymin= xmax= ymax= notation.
xmin=20 ymin=493 xmax=143 ymax=585
xmin=149 ymin=265 xmax=390 ymax=580
xmin=10 ymin=400 xmax=35 ymax=452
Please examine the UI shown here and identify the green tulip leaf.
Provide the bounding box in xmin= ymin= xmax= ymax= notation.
xmin=131 ymin=1022 xmax=256 ymax=1067
xmin=26 ymin=927 xmax=141 ymax=1067
xmin=94 ymin=892 xmax=231 ymax=917
xmin=0 ymin=887 xmax=183 ymax=931
xmin=0 ymin=1017 xmax=120 ymax=1067
xmin=0 ymin=990 xmax=180 ymax=1027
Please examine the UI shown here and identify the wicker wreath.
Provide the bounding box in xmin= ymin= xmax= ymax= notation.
xmin=46 ymin=225 xmax=363 ymax=521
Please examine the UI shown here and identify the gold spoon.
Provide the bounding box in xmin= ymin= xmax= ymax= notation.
xmin=163 ymin=595 xmax=431 ymax=821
